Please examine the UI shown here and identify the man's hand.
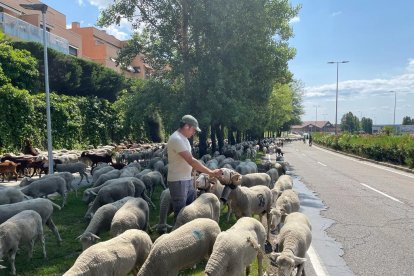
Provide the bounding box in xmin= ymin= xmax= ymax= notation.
xmin=209 ymin=168 xmax=222 ymax=178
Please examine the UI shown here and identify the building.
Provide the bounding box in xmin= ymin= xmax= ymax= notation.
xmin=291 ymin=121 xmax=336 ymax=134
xmin=372 ymin=124 xmax=414 ymax=135
xmin=0 ymin=0 xmax=150 ymax=79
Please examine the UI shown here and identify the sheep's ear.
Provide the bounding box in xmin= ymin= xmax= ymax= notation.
xmin=293 ymin=256 xmax=307 ymax=265
xmin=280 ymin=208 xmax=286 ymax=216
xmin=90 ymin=191 xmax=97 ymax=196
xmin=90 ymin=233 xmax=101 ymax=240
xmin=0 ymin=264 xmax=6 ymax=269
xmin=76 ymin=234 xmax=83 ymax=240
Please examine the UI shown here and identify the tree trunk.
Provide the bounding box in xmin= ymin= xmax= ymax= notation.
xmin=215 ymin=124 xmax=224 ymax=153
xmin=236 ymin=130 xmax=242 ymax=143
xmin=211 ymin=123 xmax=217 ymax=154
xmin=198 ymin=126 xmax=208 ymax=158
xmin=228 ymin=127 xmax=236 ymax=145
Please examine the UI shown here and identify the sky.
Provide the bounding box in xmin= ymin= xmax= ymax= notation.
xmin=41 ymin=0 xmax=414 ymax=125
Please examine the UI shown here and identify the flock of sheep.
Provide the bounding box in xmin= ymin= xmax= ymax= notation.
xmin=0 ymin=138 xmax=313 ymax=275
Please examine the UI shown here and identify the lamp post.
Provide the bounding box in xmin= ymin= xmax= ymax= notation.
xmin=20 ymin=3 xmax=53 ymax=174
xmin=390 ymin=90 xmax=396 ymax=126
xmin=313 ymin=104 xmax=319 ymax=132
xmin=328 ymin=60 xmax=349 ymax=135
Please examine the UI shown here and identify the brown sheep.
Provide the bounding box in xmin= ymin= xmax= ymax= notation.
xmin=0 ymin=161 xmax=19 ymax=182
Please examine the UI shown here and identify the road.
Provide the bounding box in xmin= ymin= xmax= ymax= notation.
xmin=278 ymin=141 xmax=414 ymax=276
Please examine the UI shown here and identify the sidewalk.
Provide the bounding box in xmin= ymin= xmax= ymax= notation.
xmin=314 ymin=143 xmax=414 ymax=174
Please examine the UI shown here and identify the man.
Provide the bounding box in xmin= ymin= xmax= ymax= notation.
xmin=167 ymin=115 xmax=222 ymax=220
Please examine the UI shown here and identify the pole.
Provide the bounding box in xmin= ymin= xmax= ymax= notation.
xmin=42 ymin=11 xmax=53 ymax=174
xmin=335 ymin=62 xmax=339 ymax=135
xmin=393 ymin=91 xmax=396 ymax=126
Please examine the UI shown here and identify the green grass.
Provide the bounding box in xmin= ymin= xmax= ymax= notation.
xmin=6 ymin=155 xmax=270 ymax=275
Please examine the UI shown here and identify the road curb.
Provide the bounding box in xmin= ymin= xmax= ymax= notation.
xmin=314 ymin=143 xmax=414 ymax=174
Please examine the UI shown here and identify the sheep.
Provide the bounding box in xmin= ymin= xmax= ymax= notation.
xmin=56 ymin=162 xmax=89 ymax=185
xmin=20 ymin=172 xmax=76 ymax=196
xmin=275 ymin=162 xmax=287 ymax=176
xmin=65 ymin=229 xmax=152 ymax=276
xmin=90 ymin=162 xmax=110 ymax=175
xmin=20 ymin=175 xmax=68 ymax=207
xmin=0 ymin=187 xmax=26 ymax=205
xmin=0 ymin=210 xmax=46 ymax=275
xmin=78 ymin=197 xmax=134 ymax=250
xmin=195 ymin=173 xmax=233 ymax=222
xmin=266 ymin=167 xmax=279 ymax=188
xmin=269 ymin=189 xmax=300 ymax=233
xmin=218 ymin=168 xmax=271 ymax=188
xmin=0 ymin=160 xmax=19 ymax=182
xmin=92 ymin=169 xmax=121 ymax=187
xmin=235 ymin=160 xmax=258 ymax=175
xmin=110 ymin=197 xmax=149 ymax=236
xmin=0 ymin=198 xmax=62 ymax=244
xmin=120 ymin=166 xmax=139 ymax=178
xmin=270 ymin=212 xmax=312 ymax=276
xmin=83 ymin=177 xmax=154 ymax=208
xmin=137 ymin=218 xmax=221 ymax=276
xmin=204 ymin=217 xmax=266 ymax=276
xmin=172 ymin=193 xmax=220 ymax=230
xmin=141 ymin=170 xmax=167 ymax=197
xmin=227 ymin=184 xmax=273 ymax=241
xmin=151 ymin=188 xmax=173 ymax=234
xmin=272 ymin=174 xmax=294 ymax=199
xmin=84 ymin=180 xmax=136 ymax=220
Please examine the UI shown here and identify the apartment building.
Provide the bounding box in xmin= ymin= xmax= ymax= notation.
xmin=0 ymin=0 xmax=149 ymax=79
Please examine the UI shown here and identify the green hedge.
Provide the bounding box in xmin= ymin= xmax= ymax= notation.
xmin=313 ymin=132 xmax=414 ymax=168
xmin=0 ymin=85 xmax=120 ymax=154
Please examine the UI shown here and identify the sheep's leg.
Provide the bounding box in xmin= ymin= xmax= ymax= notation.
xmin=61 ymin=191 xmax=68 ymax=208
xmin=10 ymin=249 xmax=17 ymax=275
xmin=296 ymin=264 xmax=304 ymax=276
xmin=28 ymin=239 xmax=35 ymax=259
xmin=39 ymin=231 xmax=47 ymax=259
xmin=257 ymin=252 xmax=263 ymax=276
xmin=46 ymin=218 xmax=62 ymax=245
xmin=84 ymin=172 xmax=90 ymax=183
xmin=266 ymin=212 xmax=271 ymax=242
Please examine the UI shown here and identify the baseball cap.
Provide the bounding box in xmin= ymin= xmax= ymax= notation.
xmin=181 ymin=115 xmax=201 ymax=132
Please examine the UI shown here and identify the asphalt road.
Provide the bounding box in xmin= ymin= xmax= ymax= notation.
xmin=280 ymin=141 xmax=414 ymax=276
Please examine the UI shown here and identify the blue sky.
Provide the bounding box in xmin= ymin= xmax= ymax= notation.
xmin=42 ymin=0 xmax=414 ymax=125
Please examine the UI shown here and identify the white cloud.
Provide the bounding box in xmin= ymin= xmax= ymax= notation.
xmin=66 ymin=24 xmax=71 ymax=29
xmin=331 ymin=11 xmax=342 ymax=17
xmin=77 ymin=0 xmax=84 ymax=6
xmin=88 ymin=0 xmax=112 ymax=9
xmin=99 ymin=18 xmax=133 ymax=40
xmin=302 ymin=59 xmax=414 ymax=124
xmin=289 ymin=16 xmax=300 ymax=24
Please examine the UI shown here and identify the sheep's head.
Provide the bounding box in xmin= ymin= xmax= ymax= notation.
xmin=217 ymin=168 xmax=242 ymax=185
xmin=270 ymin=252 xmax=306 ymax=276
xmin=82 ymin=189 xmax=97 ymax=203
xmin=77 ymin=232 xmax=100 ymax=251
xmin=269 ymin=208 xmax=284 ymax=232
xmin=195 ymin=173 xmax=212 ymax=191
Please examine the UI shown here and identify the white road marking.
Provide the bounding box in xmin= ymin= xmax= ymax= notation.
xmin=360 ymin=183 xmax=404 ymax=204
xmin=314 ymin=146 xmax=414 ymax=179
xmin=308 ymin=244 xmax=329 ymax=276
xmin=317 ymin=162 xmax=327 ymax=167
xmin=302 ymin=153 xmax=307 ymax=157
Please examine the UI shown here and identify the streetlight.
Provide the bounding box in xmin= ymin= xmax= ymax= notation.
xmin=313 ymin=104 xmax=320 ymax=131
xmin=390 ymin=90 xmax=396 ymax=126
xmin=20 ymin=3 xmax=53 ymax=174
xmin=328 ymin=60 xmax=349 ymax=135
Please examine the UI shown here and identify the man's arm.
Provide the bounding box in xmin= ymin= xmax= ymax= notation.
xmin=178 ymin=150 xmax=221 ymax=178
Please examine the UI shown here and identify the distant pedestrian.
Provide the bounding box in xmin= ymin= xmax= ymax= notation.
xmin=309 ymin=134 xmax=313 ymax=146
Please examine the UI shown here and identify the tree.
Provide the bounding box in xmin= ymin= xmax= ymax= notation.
xmin=0 ymin=34 xmax=39 ymax=92
xmin=97 ymin=0 xmax=300 ymax=148
xmin=402 ymin=116 xmax=414 ymax=125
xmin=341 ymin=112 xmax=359 ymax=133
xmin=360 ymin=117 xmax=373 ymax=134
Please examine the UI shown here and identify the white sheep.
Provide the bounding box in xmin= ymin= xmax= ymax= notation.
xmin=227 ymin=184 xmax=273 ymax=241
xmin=92 ymin=169 xmax=121 ymax=187
xmin=120 ymin=166 xmax=139 ymax=177
xmin=204 ymin=217 xmax=266 ymax=276
xmin=78 ymin=197 xmax=134 ymax=250
xmin=218 ymin=168 xmax=271 ymax=188
xmin=138 ymin=218 xmax=221 ymax=276
xmin=272 ymin=174 xmax=293 ymax=199
xmin=20 ymin=175 xmax=68 ymax=207
xmin=266 ymin=167 xmax=279 ymax=188
xmin=56 ymin=162 xmax=89 ymax=185
xmin=269 ymin=189 xmax=300 ymax=233
xmin=84 ymin=181 xmax=135 ymax=220
xmin=0 ymin=198 xmax=62 ymax=244
xmin=172 ymin=193 xmax=220 ymax=230
xmin=64 ymin=229 xmax=152 ymax=276
xmin=270 ymin=212 xmax=312 ymax=276
xmin=20 ymin=172 xmax=76 ymax=196
xmin=0 ymin=210 xmax=46 ymax=275
xmin=0 ymin=187 xmax=26 ymax=205
xmin=110 ymin=197 xmax=149 ymax=236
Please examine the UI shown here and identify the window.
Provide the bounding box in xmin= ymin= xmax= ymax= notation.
xmin=69 ymin=46 xmax=78 ymax=56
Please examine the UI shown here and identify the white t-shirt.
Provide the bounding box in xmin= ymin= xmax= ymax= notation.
xmin=167 ymin=130 xmax=192 ymax=181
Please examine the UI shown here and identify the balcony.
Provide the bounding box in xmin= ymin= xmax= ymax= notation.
xmin=0 ymin=12 xmax=69 ymax=54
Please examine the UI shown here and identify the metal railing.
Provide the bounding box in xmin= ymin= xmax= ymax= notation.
xmin=0 ymin=12 xmax=69 ymax=54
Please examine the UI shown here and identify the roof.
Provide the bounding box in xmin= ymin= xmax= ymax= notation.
xmin=291 ymin=121 xmax=334 ymax=129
